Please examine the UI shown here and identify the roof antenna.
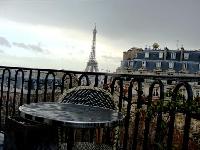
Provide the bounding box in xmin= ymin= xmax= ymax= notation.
xmin=176 ymin=40 xmax=179 ymax=50
xmin=145 ymin=45 xmax=147 ymax=50
xmin=181 ymin=44 xmax=184 ymax=50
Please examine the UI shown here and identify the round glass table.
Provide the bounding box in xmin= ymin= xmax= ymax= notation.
xmin=19 ymin=102 xmax=125 ymax=150
xmin=19 ymin=102 xmax=124 ymax=128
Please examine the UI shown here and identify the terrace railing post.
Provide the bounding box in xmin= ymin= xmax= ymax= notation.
xmin=154 ymin=80 xmax=164 ymax=146
xmin=27 ymin=69 xmax=32 ymax=104
xmin=167 ymin=82 xmax=193 ymax=150
xmin=0 ymin=69 xmax=11 ymax=129
xmin=118 ymin=79 xmax=123 ymax=112
xmin=5 ymin=69 xmax=11 ymax=118
xmin=132 ymin=79 xmax=144 ymax=150
xmin=12 ymin=69 xmax=24 ymax=116
xmin=61 ymin=73 xmax=72 ymax=94
xmin=35 ymin=70 xmax=40 ymax=103
xmin=182 ymin=82 xmax=193 ymax=150
xmin=123 ymin=79 xmax=133 ymax=150
xmin=44 ymin=73 xmax=48 ymax=102
xmin=142 ymin=82 xmax=154 ymax=150
xmin=123 ymin=78 xmax=142 ymax=150
xmin=44 ymin=71 xmax=56 ymax=102
xmin=94 ymin=74 xmax=99 ymax=87
xmin=167 ymin=84 xmax=178 ymax=150
xmin=110 ymin=77 xmax=123 ymax=112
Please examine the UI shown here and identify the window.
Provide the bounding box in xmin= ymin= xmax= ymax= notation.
xmin=156 ymin=62 xmax=161 ymax=68
xmin=171 ymin=52 xmax=176 ymax=59
xmin=183 ymin=63 xmax=187 ymax=69
xmin=135 ymin=53 xmax=138 ymax=58
xmin=142 ymin=61 xmax=146 ymax=67
xmin=145 ymin=52 xmax=149 ymax=58
xmin=184 ymin=53 xmax=189 ymax=60
xmin=199 ymin=64 xmax=200 ymax=70
xmin=159 ymin=52 xmax=163 ymax=59
xmin=153 ymin=88 xmax=159 ymax=96
xmin=128 ymin=61 xmax=133 ymax=67
xmin=121 ymin=61 xmax=125 ymax=66
xmin=169 ymin=62 xmax=174 ymax=69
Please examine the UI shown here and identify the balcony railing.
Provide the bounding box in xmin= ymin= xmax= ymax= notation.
xmin=0 ymin=65 xmax=200 ymax=150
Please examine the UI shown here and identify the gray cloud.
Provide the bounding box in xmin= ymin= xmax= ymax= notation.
xmin=0 ymin=49 xmax=4 ymax=53
xmin=28 ymin=44 xmax=43 ymax=52
xmin=0 ymin=37 xmax=11 ymax=48
xmin=0 ymin=0 xmax=200 ymax=49
xmin=13 ymin=42 xmax=29 ymax=49
xmin=13 ymin=42 xmax=46 ymax=53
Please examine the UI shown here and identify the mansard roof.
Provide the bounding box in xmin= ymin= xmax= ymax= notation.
xmin=120 ymin=48 xmax=200 ymax=74
xmin=135 ymin=49 xmax=200 ymax=62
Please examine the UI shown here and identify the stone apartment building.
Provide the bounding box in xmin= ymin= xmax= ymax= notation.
xmin=116 ymin=44 xmax=200 ymax=99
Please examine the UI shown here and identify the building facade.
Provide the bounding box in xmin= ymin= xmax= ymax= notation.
xmin=117 ymin=45 xmax=200 ymax=98
xmin=118 ymin=46 xmax=200 ymax=75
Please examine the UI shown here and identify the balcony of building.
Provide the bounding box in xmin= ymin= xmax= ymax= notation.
xmin=0 ymin=65 xmax=199 ymax=150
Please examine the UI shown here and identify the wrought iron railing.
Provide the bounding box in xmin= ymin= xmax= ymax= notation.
xmin=0 ymin=65 xmax=200 ymax=150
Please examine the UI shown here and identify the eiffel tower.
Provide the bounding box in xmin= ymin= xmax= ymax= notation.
xmin=85 ymin=25 xmax=99 ymax=72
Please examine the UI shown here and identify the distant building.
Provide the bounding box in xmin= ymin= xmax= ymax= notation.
xmin=117 ymin=44 xmax=200 ymax=98
xmin=117 ymin=45 xmax=200 ymax=75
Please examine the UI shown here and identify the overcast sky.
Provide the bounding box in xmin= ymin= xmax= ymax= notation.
xmin=0 ymin=0 xmax=200 ymax=72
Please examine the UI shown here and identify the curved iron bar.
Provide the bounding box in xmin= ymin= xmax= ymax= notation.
xmin=131 ymin=78 xmax=144 ymax=150
xmin=167 ymin=82 xmax=193 ymax=150
xmin=12 ymin=69 xmax=24 ymax=116
xmin=154 ymin=81 xmax=164 ymax=144
xmin=142 ymin=80 xmax=164 ymax=150
xmin=35 ymin=70 xmax=40 ymax=103
xmin=4 ymin=69 xmax=11 ymax=119
xmin=61 ymin=73 xmax=73 ymax=94
xmin=0 ymin=68 xmax=11 ymax=129
xmin=44 ymin=71 xmax=56 ymax=102
xmin=78 ymin=74 xmax=89 ymax=86
xmin=103 ymin=75 xmax=108 ymax=86
xmin=110 ymin=77 xmax=123 ymax=112
xmin=94 ymin=74 xmax=99 ymax=87
xmin=182 ymin=82 xmax=193 ymax=150
xmin=122 ymin=78 xmax=143 ymax=150
xmin=26 ymin=69 xmax=32 ymax=104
